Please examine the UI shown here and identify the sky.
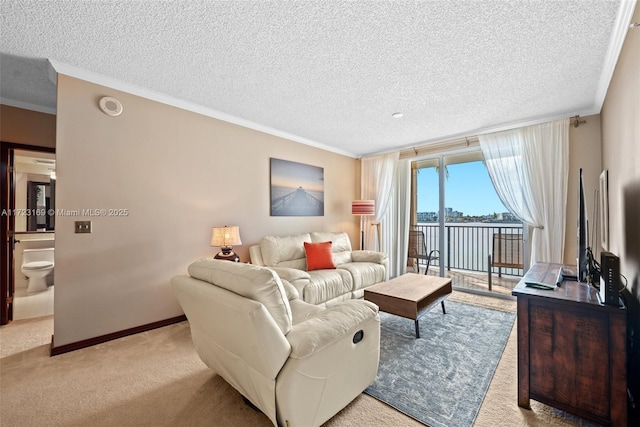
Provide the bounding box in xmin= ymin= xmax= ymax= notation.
xmin=270 ymin=158 xmax=324 ymax=192
xmin=417 ymin=160 xmax=508 ymax=216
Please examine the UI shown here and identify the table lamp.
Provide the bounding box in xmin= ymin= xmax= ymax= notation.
xmin=211 ymin=225 xmax=242 ymax=262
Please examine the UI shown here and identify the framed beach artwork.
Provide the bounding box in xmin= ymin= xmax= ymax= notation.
xmin=600 ymin=169 xmax=609 ymax=250
xmin=270 ymin=158 xmax=324 ymax=216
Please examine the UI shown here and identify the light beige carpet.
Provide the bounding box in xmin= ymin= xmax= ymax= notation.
xmin=0 ymin=291 xmax=595 ymax=426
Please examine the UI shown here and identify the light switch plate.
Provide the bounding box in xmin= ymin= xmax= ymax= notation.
xmin=75 ymin=221 xmax=92 ymax=233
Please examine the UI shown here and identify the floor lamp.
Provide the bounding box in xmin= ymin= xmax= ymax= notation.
xmin=352 ymin=200 xmax=375 ymax=250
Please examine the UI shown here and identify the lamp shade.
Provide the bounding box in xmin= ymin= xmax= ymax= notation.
xmin=351 ymin=200 xmax=375 ymax=216
xmin=211 ymin=226 xmax=242 ymax=247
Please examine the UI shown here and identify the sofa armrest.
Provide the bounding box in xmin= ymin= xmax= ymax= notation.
xmin=269 ymin=266 xmax=311 ymax=282
xmin=286 ymin=300 xmax=379 ymax=359
xmin=267 ymin=267 xmax=310 ymax=300
xmin=351 ymin=250 xmax=388 ymax=264
xmin=278 ymin=279 xmax=300 ymax=301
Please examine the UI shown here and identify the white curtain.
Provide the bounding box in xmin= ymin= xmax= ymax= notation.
xmin=479 ymin=119 xmax=569 ymax=265
xmin=361 ymin=152 xmax=399 ymax=252
xmin=360 ymin=153 xmax=409 ymax=278
xmin=385 ymin=159 xmax=411 ymax=278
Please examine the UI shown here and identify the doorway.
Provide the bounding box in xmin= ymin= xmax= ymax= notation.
xmin=410 ymin=150 xmax=525 ymax=297
xmin=1 ymin=142 xmax=56 ymax=324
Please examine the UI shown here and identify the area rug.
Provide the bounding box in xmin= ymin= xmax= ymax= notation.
xmin=365 ymin=300 xmax=516 ymax=427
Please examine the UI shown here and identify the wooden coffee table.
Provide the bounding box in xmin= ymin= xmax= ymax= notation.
xmin=364 ymin=273 xmax=452 ymax=338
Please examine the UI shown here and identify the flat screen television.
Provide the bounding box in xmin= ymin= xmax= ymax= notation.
xmin=578 ymin=168 xmax=590 ymax=282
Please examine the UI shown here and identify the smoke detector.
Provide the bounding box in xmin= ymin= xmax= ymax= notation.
xmin=99 ymin=96 xmax=123 ymax=116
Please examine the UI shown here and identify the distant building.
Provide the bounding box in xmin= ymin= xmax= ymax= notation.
xmin=417 ymin=211 xmax=438 ymax=222
xmin=416 ymin=209 xmax=519 ymax=223
xmin=444 ymin=207 xmax=463 ymax=218
xmin=500 ymin=212 xmax=518 ymax=222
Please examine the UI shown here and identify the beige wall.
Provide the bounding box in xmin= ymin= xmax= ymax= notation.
xmin=0 ymin=105 xmax=56 ymax=147
xmin=54 ymin=75 xmax=359 ymax=347
xmin=563 ymin=114 xmax=602 ymax=266
xmin=600 ymin=4 xmax=640 ymax=406
xmin=601 ymin=6 xmax=640 ymax=306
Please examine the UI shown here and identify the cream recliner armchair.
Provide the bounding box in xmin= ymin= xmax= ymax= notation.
xmin=171 ymin=259 xmax=380 ymax=427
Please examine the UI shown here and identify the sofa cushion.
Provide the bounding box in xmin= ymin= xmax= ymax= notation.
xmin=261 ymin=233 xmax=311 ymax=269
xmin=303 ymin=269 xmax=353 ymax=305
xmin=304 ymin=241 xmax=336 ymax=271
xmin=338 ymin=262 xmax=386 ymax=290
xmin=187 ymin=259 xmax=292 ymax=334
xmin=311 ymin=231 xmax=353 ymax=265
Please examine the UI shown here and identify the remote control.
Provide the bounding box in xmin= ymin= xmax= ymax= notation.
xmin=525 ymin=281 xmax=556 ymax=290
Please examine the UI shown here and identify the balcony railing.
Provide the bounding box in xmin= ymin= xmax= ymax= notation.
xmin=410 ymin=223 xmax=524 ymax=278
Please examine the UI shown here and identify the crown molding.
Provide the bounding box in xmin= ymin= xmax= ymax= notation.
xmin=0 ymin=97 xmax=56 ymax=115
xmin=593 ymin=0 xmax=638 ymax=112
xmin=48 ymin=59 xmax=358 ymax=159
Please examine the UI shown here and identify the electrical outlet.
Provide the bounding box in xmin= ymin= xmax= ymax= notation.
xmin=75 ymin=221 xmax=92 ymax=233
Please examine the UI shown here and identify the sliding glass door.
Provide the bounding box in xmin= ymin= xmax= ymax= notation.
xmin=411 ymin=150 xmax=524 ymax=296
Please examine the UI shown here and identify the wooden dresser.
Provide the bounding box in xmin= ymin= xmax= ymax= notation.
xmin=512 ymin=262 xmax=627 ymax=426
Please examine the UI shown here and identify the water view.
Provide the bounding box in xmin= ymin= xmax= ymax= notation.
xmin=414 ymin=221 xmax=523 ymax=274
xmin=413 ymin=159 xmax=524 ymax=294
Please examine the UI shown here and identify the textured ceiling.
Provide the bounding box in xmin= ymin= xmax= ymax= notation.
xmin=0 ymin=1 xmax=635 ymax=157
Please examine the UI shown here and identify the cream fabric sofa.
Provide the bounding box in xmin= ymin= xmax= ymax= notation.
xmin=171 ymin=259 xmax=380 ymax=427
xmin=249 ymin=231 xmax=388 ymax=307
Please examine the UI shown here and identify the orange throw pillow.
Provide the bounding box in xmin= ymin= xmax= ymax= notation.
xmin=304 ymin=241 xmax=336 ymax=271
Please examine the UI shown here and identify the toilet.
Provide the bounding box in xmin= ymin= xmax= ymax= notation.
xmin=21 ymin=248 xmax=55 ymax=293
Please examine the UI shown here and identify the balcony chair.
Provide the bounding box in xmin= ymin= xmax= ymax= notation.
xmin=488 ymin=232 xmax=523 ymax=290
xmin=407 ymin=229 xmax=440 ymax=275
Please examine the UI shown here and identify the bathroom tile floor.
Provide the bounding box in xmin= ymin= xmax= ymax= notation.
xmin=13 ymin=286 xmax=54 ymax=320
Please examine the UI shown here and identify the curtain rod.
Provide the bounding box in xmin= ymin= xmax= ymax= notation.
xmin=399 ymin=135 xmax=480 ymax=160
xmin=570 ymin=115 xmax=586 ymax=128
xmin=401 ymin=115 xmax=583 ymax=159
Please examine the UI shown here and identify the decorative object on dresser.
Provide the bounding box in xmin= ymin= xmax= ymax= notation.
xmin=512 ymin=262 xmax=627 ymax=426
xmin=599 ymin=169 xmax=609 ymax=250
xmin=210 ymin=225 xmax=242 ymax=262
